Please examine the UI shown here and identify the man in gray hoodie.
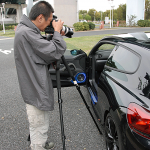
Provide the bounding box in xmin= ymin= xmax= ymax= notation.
xmin=14 ymin=1 xmax=66 ymax=149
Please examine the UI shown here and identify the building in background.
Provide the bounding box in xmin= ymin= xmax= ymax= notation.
xmin=0 ymin=0 xmax=78 ymax=27
xmin=27 ymin=0 xmax=78 ymax=27
xmin=0 ymin=0 xmax=27 ymax=24
xmin=53 ymin=0 xmax=78 ymax=27
xmin=126 ymin=0 xmax=145 ymax=25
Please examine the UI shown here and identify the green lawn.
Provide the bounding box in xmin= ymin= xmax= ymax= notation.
xmin=0 ymin=30 xmax=15 ymax=37
xmin=0 ymin=30 xmax=112 ymax=53
xmin=64 ymin=34 xmax=112 ymax=54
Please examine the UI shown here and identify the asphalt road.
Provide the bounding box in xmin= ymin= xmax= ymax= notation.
xmin=0 ymin=37 xmax=104 ymax=150
xmin=1 ymin=27 xmax=150 ymax=150
xmin=72 ymin=27 xmax=150 ymax=37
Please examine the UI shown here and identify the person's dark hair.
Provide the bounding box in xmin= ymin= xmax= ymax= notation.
xmin=29 ymin=1 xmax=54 ymax=21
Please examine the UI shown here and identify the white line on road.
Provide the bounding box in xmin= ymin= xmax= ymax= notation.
xmin=0 ymin=49 xmax=12 ymax=54
xmin=0 ymin=48 xmax=14 ymax=55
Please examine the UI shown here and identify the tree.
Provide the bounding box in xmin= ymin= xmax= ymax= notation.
xmin=122 ymin=4 xmax=126 ymax=20
xmin=102 ymin=10 xmax=110 ymax=20
xmin=95 ymin=12 xmax=101 ymax=21
xmin=79 ymin=10 xmax=87 ymax=15
xmin=85 ymin=14 xmax=91 ymax=21
xmin=79 ymin=14 xmax=83 ymax=20
xmin=88 ymin=9 xmax=97 ymax=21
xmin=145 ymin=0 xmax=150 ymax=20
xmin=127 ymin=15 xmax=137 ymax=26
xmin=116 ymin=4 xmax=126 ymax=20
xmin=79 ymin=10 xmax=87 ymax=20
xmin=99 ymin=11 xmax=103 ymax=21
xmin=99 ymin=3 xmax=126 ymax=22
xmin=117 ymin=5 xmax=123 ymax=20
xmin=113 ymin=9 xmax=117 ymax=21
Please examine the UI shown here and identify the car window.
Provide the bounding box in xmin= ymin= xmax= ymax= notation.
xmin=98 ymin=44 xmax=115 ymax=51
xmin=105 ymin=46 xmax=140 ymax=73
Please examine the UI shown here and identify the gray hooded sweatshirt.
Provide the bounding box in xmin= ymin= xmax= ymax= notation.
xmin=14 ymin=15 xmax=66 ymax=111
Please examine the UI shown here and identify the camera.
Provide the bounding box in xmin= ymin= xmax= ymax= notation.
xmin=45 ymin=15 xmax=74 ymax=38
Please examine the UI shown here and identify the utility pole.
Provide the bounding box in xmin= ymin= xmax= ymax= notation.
xmin=108 ymin=0 xmax=114 ymax=28
xmin=1 ymin=3 xmax=5 ymax=34
xmin=94 ymin=11 xmax=96 ymax=22
xmin=110 ymin=6 xmax=111 ymax=28
xmin=77 ymin=0 xmax=79 ymax=22
xmin=111 ymin=6 xmax=114 ymax=27
xmin=26 ymin=0 xmax=33 ymax=17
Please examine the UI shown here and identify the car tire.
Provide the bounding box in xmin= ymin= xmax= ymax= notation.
xmin=104 ymin=113 xmax=124 ymax=150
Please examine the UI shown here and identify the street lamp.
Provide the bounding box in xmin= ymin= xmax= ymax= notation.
xmin=108 ymin=0 xmax=114 ymax=28
xmin=1 ymin=3 xmax=5 ymax=34
xmin=111 ymin=6 xmax=115 ymax=27
xmin=94 ymin=11 xmax=96 ymax=23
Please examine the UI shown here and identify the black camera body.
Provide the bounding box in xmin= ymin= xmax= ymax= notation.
xmin=45 ymin=15 xmax=74 ymax=38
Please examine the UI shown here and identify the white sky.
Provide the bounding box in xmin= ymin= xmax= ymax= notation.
xmin=78 ymin=0 xmax=126 ymax=12
xmin=29 ymin=0 xmax=126 ymax=14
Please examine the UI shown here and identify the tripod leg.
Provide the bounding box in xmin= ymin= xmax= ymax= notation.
xmin=61 ymin=56 xmax=102 ymax=135
xmin=27 ymin=134 xmax=30 ymax=141
xmin=56 ymin=61 xmax=66 ymax=150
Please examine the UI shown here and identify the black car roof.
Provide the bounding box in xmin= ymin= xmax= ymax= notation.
xmin=101 ymin=32 xmax=150 ymax=49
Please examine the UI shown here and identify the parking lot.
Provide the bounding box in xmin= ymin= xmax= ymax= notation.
xmin=1 ymin=27 xmax=150 ymax=149
xmin=0 ymin=37 xmax=105 ymax=150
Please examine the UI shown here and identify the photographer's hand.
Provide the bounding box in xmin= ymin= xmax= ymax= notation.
xmin=61 ymin=31 xmax=65 ymax=36
xmin=52 ymin=19 xmax=64 ymax=34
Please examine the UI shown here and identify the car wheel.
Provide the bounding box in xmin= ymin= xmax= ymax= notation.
xmin=104 ymin=113 xmax=123 ymax=150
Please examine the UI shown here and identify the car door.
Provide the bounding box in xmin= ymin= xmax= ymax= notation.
xmin=87 ymin=41 xmax=117 ymax=121
xmin=49 ymin=49 xmax=87 ymax=88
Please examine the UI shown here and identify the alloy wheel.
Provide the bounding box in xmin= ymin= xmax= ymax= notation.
xmin=105 ymin=115 xmax=119 ymax=150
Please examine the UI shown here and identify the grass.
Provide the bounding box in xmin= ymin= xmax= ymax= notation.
xmin=0 ymin=30 xmax=15 ymax=37
xmin=64 ymin=34 xmax=112 ymax=54
xmin=0 ymin=30 xmax=112 ymax=53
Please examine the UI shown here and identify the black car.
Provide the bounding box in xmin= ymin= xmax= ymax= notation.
xmin=49 ymin=32 xmax=150 ymax=150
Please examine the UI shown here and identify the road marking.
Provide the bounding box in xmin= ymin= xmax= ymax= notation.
xmin=0 ymin=38 xmax=14 ymax=40
xmin=0 ymin=48 xmax=13 ymax=54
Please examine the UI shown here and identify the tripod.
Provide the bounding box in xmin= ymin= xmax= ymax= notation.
xmin=56 ymin=55 xmax=102 ymax=150
xmin=27 ymin=55 xmax=102 ymax=149
xmin=55 ymin=58 xmax=66 ymax=150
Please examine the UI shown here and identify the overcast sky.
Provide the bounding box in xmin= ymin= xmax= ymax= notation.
xmin=31 ymin=0 xmax=126 ymax=13
xmin=78 ymin=0 xmax=126 ymax=12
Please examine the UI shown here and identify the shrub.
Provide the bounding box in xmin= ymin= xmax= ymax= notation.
xmin=5 ymin=25 xmax=11 ymax=30
xmin=127 ymin=15 xmax=137 ymax=26
xmin=145 ymin=20 xmax=150 ymax=27
xmin=137 ymin=20 xmax=144 ymax=27
xmin=83 ymin=22 xmax=89 ymax=30
xmin=0 ymin=23 xmax=18 ymax=31
xmin=113 ymin=21 xmax=117 ymax=25
xmin=73 ymin=22 xmax=84 ymax=31
xmin=137 ymin=20 xmax=150 ymax=27
xmin=73 ymin=22 xmax=90 ymax=31
xmin=73 ymin=22 xmax=96 ymax=31
xmin=0 ymin=25 xmax=3 ymax=30
xmin=119 ymin=20 xmax=126 ymax=27
xmin=87 ymin=22 xmax=95 ymax=30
